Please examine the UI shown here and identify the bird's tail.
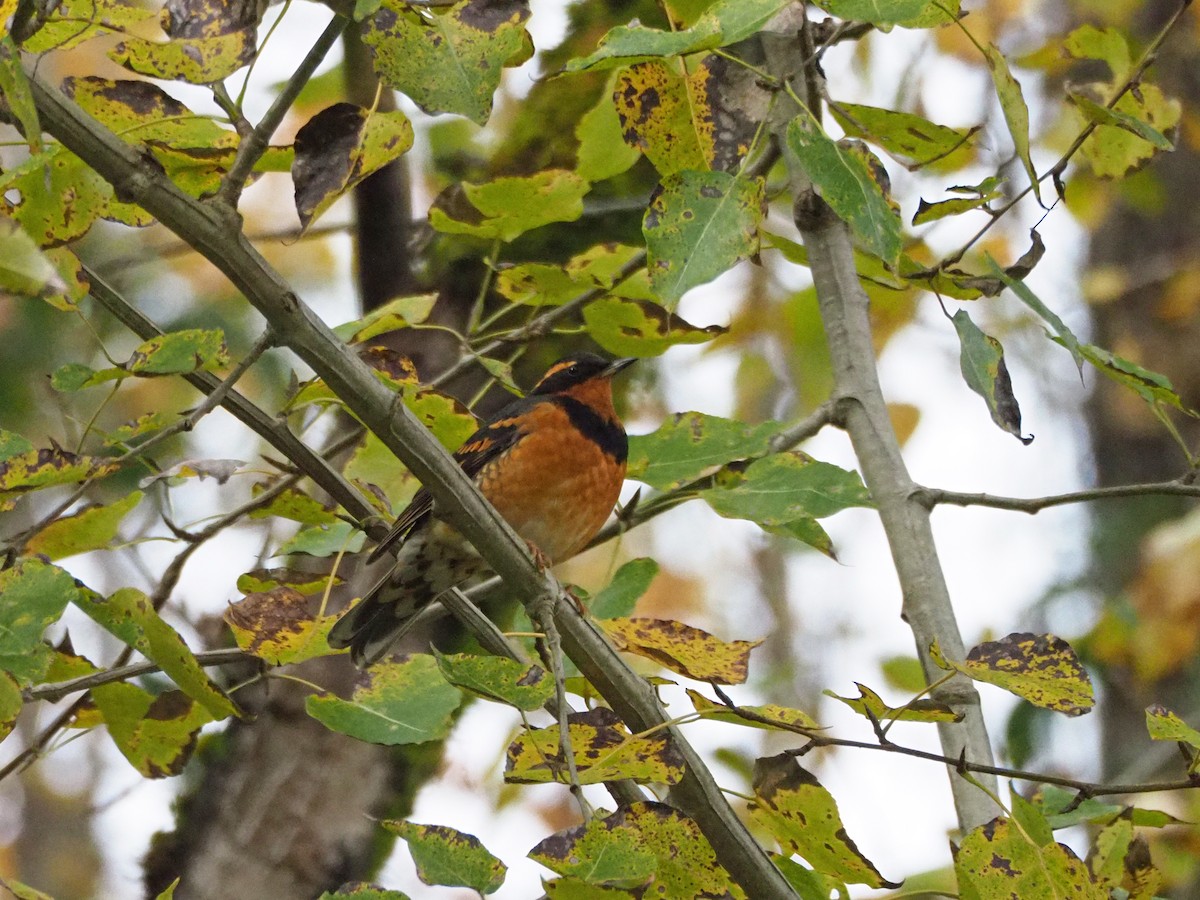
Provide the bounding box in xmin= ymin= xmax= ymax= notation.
xmin=327 ymin=570 xmax=428 ymax=667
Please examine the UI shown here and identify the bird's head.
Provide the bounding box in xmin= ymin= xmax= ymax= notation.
xmin=529 ymin=354 xmax=636 ymax=397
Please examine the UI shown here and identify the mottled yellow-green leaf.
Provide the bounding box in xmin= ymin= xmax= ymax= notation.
xmin=0 ymin=442 xmax=118 ymax=494
xmin=235 ymin=567 xmax=342 ymax=595
xmin=433 ymin=649 xmax=554 ymax=711
xmin=40 ymin=246 xmax=91 ymax=311
xmin=955 ymin=817 xmax=1105 ymax=899
xmin=75 ymin=586 xmax=238 ymax=720
xmin=600 ymin=617 xmax=760 ymax=684
xmin=318 ymin=886 xmax=411 ymax=899
xmin=92 ymin=683 xmax=213 ymax=778
xmin=643 ymin=169 xmax=763 ymax=304
xmin=109 ymin=30 xmax=254 ymax=84
xmin=614 ymin=60 xmax=710 ymax=175
xmin=344 ymin=431 xmax=420 ymax=515
xmin=21 ymin=0 xmax=156 ymax=52
xmin=430 ymin=169 xmax=588 ymax=242
xmin=0 ymin=670 xmax=22 ymax=743
xmin=982 ymin=42 xmax=1039 ymax=203
xmin=363 ymin=0 xmax=530 ymax=124
xmin=247 ymin=486 xmax=340 ymax=526
xmin=751 ymin=753 xmax=898 ymax=888
xmin=0 ymin=145 xmax=112 ymax=246
xmin=831 ymin=101 xmax=977 ymax=169
xmin=530 ymin=809 xmax=658 ymax=890
xmin=126 ymin=328 xmax=229 ymax=376
xmin=957 ymin=632 xmax=1094 ymax=716
xmin=0 ymin=216 xmax=61 ymax=298
xmin=582 ymin=297 xmax=727 ymax=358
xmin=687 ymin=688 xmax=820 ymax=732
xmin=383 ymin=820 xmax=506 ymax=894
xmin=306 ymin=654 xmax=463 ymax=745
xmin=496 ymin=243 xmax=642 ymax=307
xmin=26 ymin=490 xmax=143 ymax=560
xmin=225 ymin=587 xmax=340 ymax=665
xmin=825 ymin=682 xmax=961 ymax=724
xmin=505 ymin=707 xmax=685 ymax=785
xmin=274 ymin=521 xmax=366 ymax=558
xmin=811 ymin=0 xmax=956 ymax=28
xmin=1145 ymin=704 xmax=1200 ymax=772
xmin=332 ymin=293 xmax=436 ymax=343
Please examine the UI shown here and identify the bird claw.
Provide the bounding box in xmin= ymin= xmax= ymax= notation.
xmin=525 ymin=539 xmax=552 ymax=572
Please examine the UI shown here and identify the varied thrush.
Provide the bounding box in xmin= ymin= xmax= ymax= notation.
xmin=328 ymin=353 xmax=635 ymax=666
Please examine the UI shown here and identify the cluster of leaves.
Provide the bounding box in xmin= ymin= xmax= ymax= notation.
xmin=0 ymin=0 xmax=1196 ymax=895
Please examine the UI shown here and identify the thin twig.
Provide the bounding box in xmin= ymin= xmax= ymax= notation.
xmin=217 ymin=15 xmax=350 ymax=204
xmin=915 ymin=479 xmax=1200 ymax=513
xmin=26 ymin=649 xmax=252 ymax=703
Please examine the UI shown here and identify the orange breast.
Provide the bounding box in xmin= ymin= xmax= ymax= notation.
xmin=477 ymin=404 xmax=625 ymax=562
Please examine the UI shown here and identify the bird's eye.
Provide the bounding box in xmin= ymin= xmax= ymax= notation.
xmin=567 ymin=364 xmax=579 ymax=376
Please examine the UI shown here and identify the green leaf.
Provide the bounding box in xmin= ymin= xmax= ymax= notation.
xmin=293 ymin=104 xmax=415 ymax=231
xmin=1076 ymin=84 xmax=1180 ymax=179
xmin=912 ymin=176 xmax=1004 ymax=225
xmin=530 ymin=811 xmax=658 ymax=890
xmin=627 ymin=412 xmax=779 ymax=490
xmin=1063 ymin=25 xmax=1132 ymax=81
xmin=275 ymin=520 xmax=367 ymax=558
xmin=235 ymin=568 xmax=341 ymax=595
xmin=955 ymin=632 xmax=1095 ymax=716
xmin=25 ymin=490 xmax=144 ymax=560
xmin=126 ymin=328 xmax=229 ymax=376
xmin=701 ymin=452 xmax=872 ymax=529
xmin=0 ymin=37 xmax=41 ymax=154
xmin=983 ymin=43 xmax=1039 ymax=203
xmin=575 ymin=73 xmax=641 ymax=182
xmin=600 ymin=617 xmax=760 ymax=684
xmin=103 ymin=411 xmax=179 ymax=445
xmin=751 ymin=753 xmax=899 ymax=887
xmin=831 ymin=101 xmax=977 ymax=168
xmin=1068 ymin=90 xmax=1172 ymax=151
xmin=332 ymin=294 xmax=437 ymax=343
xmin=225 ymin=587 xmax=341 ymax=665
xmin=505 ymin=707 xmax=685 ymax=785
xmin=363 ymin=0 xmax=530 ymax=124
xmin=987 ymin=256 xmax=1084 ymax=373
xmin=1076 ymin=342 xmax=1190 ymax=412
xmin=306 ymin=654 xmax=463 ymax=745
xmin=108 ymin=31 xmax=254 ymax=84
xmin=589 ymin=558 xmax=658 ymax=620
xmin=247 ymin=487 xmax=339 ymax=526
xmin=0 ymin=216 xmax=62 ymax=298
xmin=810 ymin=0 xmax=956 ymax=27
xmin=1145 ymin=704 xmax=1200 ymax=772
xmin=50 ymin=363 xmax=126 ymax=392
xmin=92 ymin=683 xmax=213 ymax=777
xmin=955 ymin=817 xmax=1104 ymax=899
xmin=74 ymin=586 xmax=239 ymax=719
xmin=0 ymin=558 xmax=83 ymax=685
xmin=951 ymin=310 xmax=1032 ymax=443
xmin=582 ymin=297 xmax=727 ymax=358
xmin=643 ymin=169 xmax=763 ymax=304
xmin=433 ymin=649 xmax=555 ymax=711
xmin=430 ymin=169 xmax=588 ymax=242
xmin=383 ymin=820 xmax=507 ymax=894
xmin=319 ymin=886 xmax=410 ymax=900
xmin=566 ymin=0 xmax=791 ymax=72
xmin=786 ymin=112 xmax=902 ymax=264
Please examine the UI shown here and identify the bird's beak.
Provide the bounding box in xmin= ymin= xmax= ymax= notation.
xmin=604 ymin=357 xmax=637 ymax=377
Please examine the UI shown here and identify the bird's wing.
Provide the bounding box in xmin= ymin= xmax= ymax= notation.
xmin=365 ymin=399 xmax=532 ymax=563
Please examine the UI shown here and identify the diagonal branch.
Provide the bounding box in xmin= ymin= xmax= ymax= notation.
xmin=29 ymin=72 xmax=797 ymax=899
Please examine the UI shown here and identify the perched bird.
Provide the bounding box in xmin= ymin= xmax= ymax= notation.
xmin=328 ymin=353 xmax=635 ymax=666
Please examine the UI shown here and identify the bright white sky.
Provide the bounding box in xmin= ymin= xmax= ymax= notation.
xmin=2 ymin=1 xmax=1119 ymax=897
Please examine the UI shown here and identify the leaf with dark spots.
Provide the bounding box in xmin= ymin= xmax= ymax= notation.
xmin=627 ymin=411 xmax=779 ymax=490
xmin=293 ymin=103 xmax=414 ymax=231
xmin=0 ymin=558 xmax=84 ymax=686
xmin=582 ymin=296 xmax=726 ymax=358
xmin=91 ymin=683 xmax=212 ymax=778
xmin=750 ymin=753 xmax=899 ymax=888
xmin=21 ymin=0 xmax=157 ymax=53
xmin=505 ymin=707 xmax=685 ymax=785
xmin=0 ymin=440 xmax=117 ymax=494
xmin=125 ymin=328 xmax=229 ymax=376
xmin=433 ymin=650 xmax=554 ymax=710
xmin=225 ymin=587 xmax=341 ymax=665
xmin=534 ymin=802 xmax=739 ymax=896
xmin=383 ymin=820 xmax=506 ymax=893
xmin=826 ymin=682 xmax=962 ymax=724
xmin=600 ymin=617 xmax=760 ymax=684
xmin=955 ymin=816 xmax=1105 ymax=898
xmin=943 ymin=632 xmax=1095 ymax=716
xmin=109 ymin=31 xmax=255 ymax=85
xmin=163 ymin=0 xmax=262 ymax=38
xmin=363 ymin=0 xmax=530 ymax=124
